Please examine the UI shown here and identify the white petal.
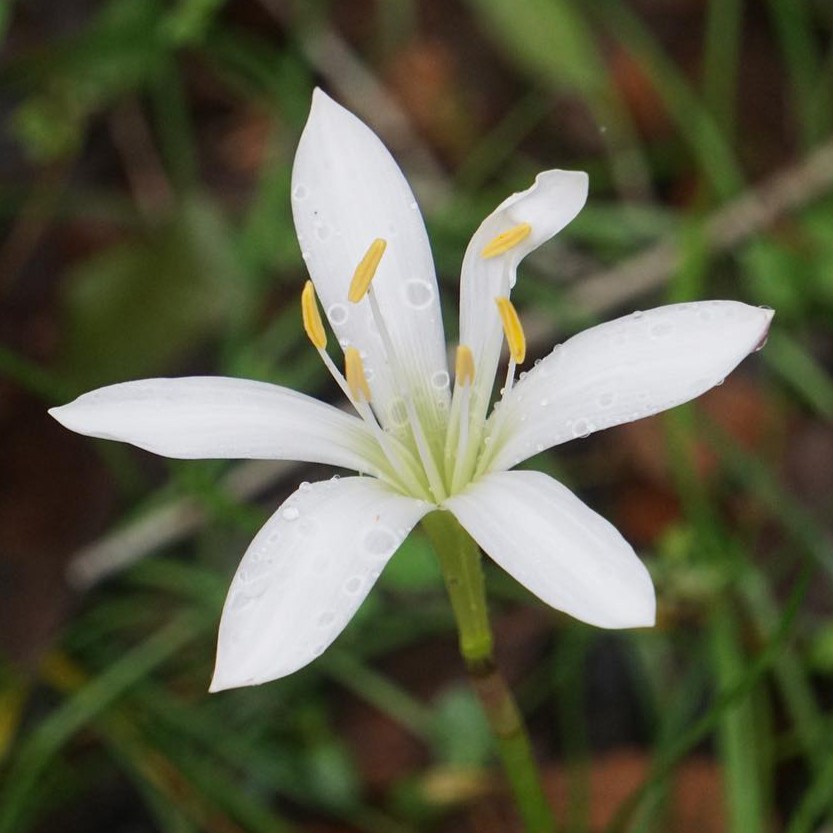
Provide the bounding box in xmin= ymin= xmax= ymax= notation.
xmin=49 ymin=377 xmax=386 ymax=475
xmin=210 ymin=476 xmax=431 ymax=690
xmin=459 ymin=170 xmax=588 ymax=421
xmin=485 ymin=301 xmax=774 ymax=473
xmin=444 ymin=470 xmax=654 ymax=629
xmin=292 ymin=90 xmax=449 ymax=438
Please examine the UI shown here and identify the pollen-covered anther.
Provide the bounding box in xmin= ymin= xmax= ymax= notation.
xmin=481 ymin=222 xmax=532 ymax=259
xmin=495 ymin=297 xmax=526 ymax=365
xmin=455 ymin=345 xmax=475 ymax=386
xmin=348 ymin=238 xmax=388 ymax=303
xmin=301 ymin=280 xmax=328 ymax=349
xmin=344 ymin=347 xmax=372 ymax=402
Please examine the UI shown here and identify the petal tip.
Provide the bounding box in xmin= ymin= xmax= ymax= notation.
xmin=48 ymin=402 xmax=82 ymax=433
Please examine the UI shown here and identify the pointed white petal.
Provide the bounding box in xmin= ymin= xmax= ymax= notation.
xmin=210 ymin=477 xmax=431 ymax=690
xmin=485 ymin=302 xmax=774 ymax=472
xmin=445 ymin=470 xmax=655 ymax=629
xmin=459 ymin=170 xmax=588 ymax=420
xmin=49 ymin=377 xmax=386 ymax=475
xmin=292 ymin=90 xmax=449 ymax=437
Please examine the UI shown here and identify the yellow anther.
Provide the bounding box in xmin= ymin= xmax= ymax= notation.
xmin=455 ymin=345 xmax=475 ymax=386
xmin=348 ymin=238 xmax=387 ymax=303
xmin=481 ymin=222 xmax=532 ymax=259
xmin=301 ymin=280 xmax=327 ymax=350
xmin=495 ymin=297 xmax=526 ymax=364
xmin=345 ymin=347 xmax=372 ymax=402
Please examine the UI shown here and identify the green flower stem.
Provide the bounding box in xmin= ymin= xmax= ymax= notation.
xmin=422 ymin=512 xmax=555 ymax=833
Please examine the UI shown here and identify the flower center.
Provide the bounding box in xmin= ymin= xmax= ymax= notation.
xmin=300 ymin=226 xmax=532 ymax=502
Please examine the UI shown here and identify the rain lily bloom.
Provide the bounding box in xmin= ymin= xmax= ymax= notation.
xmin=50 ymin=90 xmax=773 ymax=692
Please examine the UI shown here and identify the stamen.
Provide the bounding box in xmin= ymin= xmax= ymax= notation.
xmin=345 ymin=347 xmax=372 ymax=403
xmin=348 ymin=238 xmax=387 ymax=303
xmin=495 ymin=297 xmax=526 ymax=364
xmin=481 ymin=222 xmax=532 ymax=259
xmin=455 ymin=345 xmax=475 ymax=387
xmin=364 ymin=285 xmax=447 ymax=501
xmin=301 ymin=280 xmax=327 ymax=349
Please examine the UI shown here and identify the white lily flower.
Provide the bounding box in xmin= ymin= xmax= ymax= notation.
xmin=50 ymin=90 xmax=773 ymax=691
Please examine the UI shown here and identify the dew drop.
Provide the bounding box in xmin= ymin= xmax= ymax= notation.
xmin=632 ymin=310 xmax=643 ymax=319
xmin=314 ymin=222 xmax=331 ymax=240
xmin=317 ymin=611 xmax=336 ymax=628
xmin=282 ymin=506 xmax=300 ymax=522
xmin=292 ymin=184 xmax=309 ymax=200
xmin=403 ymin=279 xmax=434 ymax=309
xmin=754 ymin=335 xmax=768 ymax=352
xmin=597 ymin=392 xmax=615 ymax=408
xmin=344 ymin=575 xmax=364 ymax=595
xmin=409 ymin=200 xmax=418 ymax=210
xmin=431 ymin=370 xmax=450 ymax=390
xmin=540 ymin=398 xmax=549 ymax=407
xmin=328 ymin=303 xmax=349 ymax=326
xmin=299 ymin=481 xmax=312 ymax=492
xmin=364 ymin=526 xmax=398 ymax=557
xmin=571 ymin=419 xmax=595 ymax=439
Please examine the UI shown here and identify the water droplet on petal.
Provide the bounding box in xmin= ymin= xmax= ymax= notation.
xmin=364 ymin=526 xmax=398 ymax=558
xmin=317 ymin=611 xmax=336 ymax=628
xmin=282 ymin=506 xmax=300 ymax=521
xmin=344 ymin=575 xmax=364 ymax=595
xmin=328 ymin=303 xmax=349 ymax=326
xmin=571 ymin=419 xmax=595 ymax=439
xmin=299 ymin=481 xmax=312 ymax=492
xmin=292 ymin=184 xmax=309 ymax=200
xmin=403 ymin=280 xmax=434 ymax=309
xmin=431 ymin=370 xmax=450 ymax=390
xmin=597 ymin=392 xmax=615 ymax=408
